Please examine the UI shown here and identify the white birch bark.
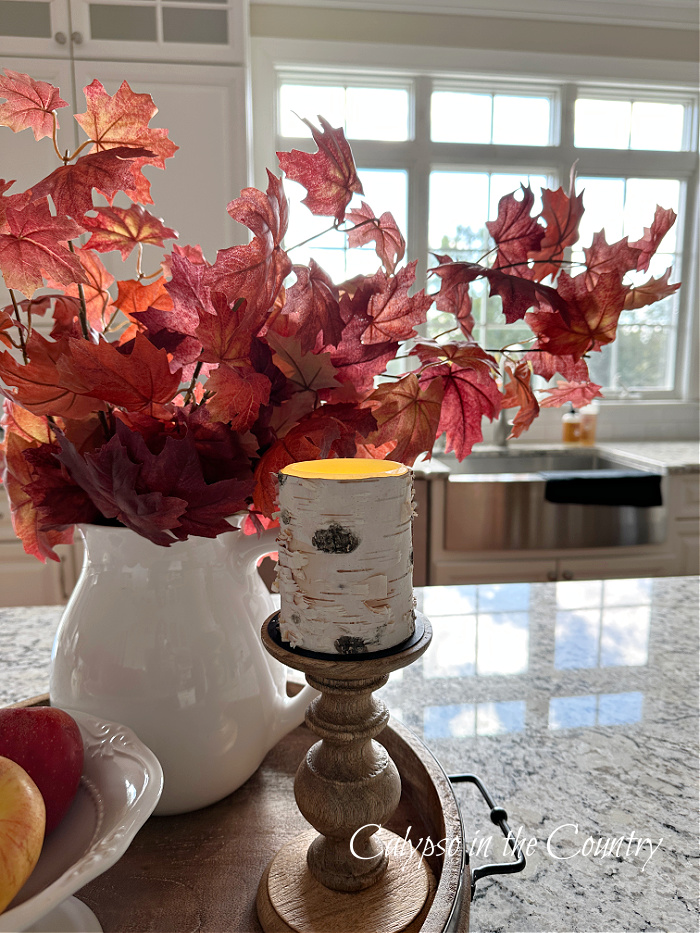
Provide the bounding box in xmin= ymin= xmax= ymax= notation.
xmin=275 ymin=470 xmax=415 ymax=654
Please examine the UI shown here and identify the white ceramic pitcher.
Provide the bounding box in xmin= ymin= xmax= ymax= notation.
xmin=49 ymin=521 xmax=315 ymax=815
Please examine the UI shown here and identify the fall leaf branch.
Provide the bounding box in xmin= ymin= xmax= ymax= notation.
xmin=182 ymin=361 xmax=203 ymax=406
xmin=9 ymin=290 xmax=28 ymax=363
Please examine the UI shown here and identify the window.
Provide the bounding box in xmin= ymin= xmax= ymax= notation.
xmin=273 ymin=71 xmax=698 ymax=399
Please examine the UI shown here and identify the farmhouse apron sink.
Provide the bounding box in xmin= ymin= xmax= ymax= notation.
xmin=436 ymin=449 xmax=666 ymax=551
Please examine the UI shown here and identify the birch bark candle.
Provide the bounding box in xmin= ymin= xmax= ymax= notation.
xmin=275 ymin=459 xmax=415 ymax=655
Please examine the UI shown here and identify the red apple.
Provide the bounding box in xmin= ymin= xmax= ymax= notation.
xmin=0 ymin=708 xmax=83 ymax=835
xmin=0 ymin=755 xmax=45 ymax=913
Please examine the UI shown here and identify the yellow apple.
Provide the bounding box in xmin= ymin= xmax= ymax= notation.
xmin=0 ymin=755 xmax=46 ymax=914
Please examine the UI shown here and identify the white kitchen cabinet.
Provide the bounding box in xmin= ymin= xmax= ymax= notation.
xmin=72 ymin=61 xmax=250 ymax=259
xmin=0 ymin=0 xmax=246 ymax=64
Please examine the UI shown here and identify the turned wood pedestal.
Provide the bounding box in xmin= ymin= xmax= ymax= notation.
xmin=257 ymin=611 xmax=434 ymax=933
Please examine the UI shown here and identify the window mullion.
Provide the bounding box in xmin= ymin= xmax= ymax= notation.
xmin=410 ymin=74 xmax=431 ymax=288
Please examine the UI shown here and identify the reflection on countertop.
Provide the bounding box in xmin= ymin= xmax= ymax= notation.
xmin=379 ymin=576 xmax=698 ymax=933
xmin=0 ymin=576 xmax=697 ymax=933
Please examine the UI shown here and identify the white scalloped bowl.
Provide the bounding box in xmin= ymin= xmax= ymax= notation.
xmin=0 ymin=710 xmax=163 ymax=933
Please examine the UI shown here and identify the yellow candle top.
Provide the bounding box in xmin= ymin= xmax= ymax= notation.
xmin=281 ymin=459 xmax=409 ymax=480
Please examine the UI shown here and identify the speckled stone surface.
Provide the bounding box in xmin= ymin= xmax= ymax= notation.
xmin=1 ymin=577 xmax=698 ymax=932
xmin=598 ymin=441 xmax=700 ymax=474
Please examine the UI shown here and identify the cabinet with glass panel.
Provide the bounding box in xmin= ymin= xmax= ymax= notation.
xmin=273 ymin=73 xmax=698 ymax=400
xmin=0 ymin=0 xmax=246 ymax=63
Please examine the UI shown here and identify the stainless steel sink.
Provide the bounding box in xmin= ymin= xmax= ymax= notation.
xmin=443 ymin=448 xmax=625 ymax=476
xmin=435 ymin=449 xmax=667 ymax=551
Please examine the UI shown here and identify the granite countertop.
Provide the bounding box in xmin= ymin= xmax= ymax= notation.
xmin=1 ymin=576 xmax=698 ymax=932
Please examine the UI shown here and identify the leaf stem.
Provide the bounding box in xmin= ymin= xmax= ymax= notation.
xmin=64 ymin=139 xmax=92 ymax=163
xmin=68 ymin=241 xmax=91 ymax=339
xmin=182 ymin=360 xmax=203 ymax=405
xmin=51 ymin=112 xmax=63 ymax=162
xmin=286 ymin=222 xmax=337 ymax=253
xmin=9 ymin=290 xmax=28 ymax=363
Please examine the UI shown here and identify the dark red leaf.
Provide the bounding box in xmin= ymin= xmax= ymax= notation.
xmin=500 ymin=361 xmax=539 ymax=439
xmin=346 ymin=202 xmax=406 ymax=273
xmin=227 ymin=170 xmax=289 ymax=248
xmin=629 ymin=206 xmax=676 ymax=273
xmin=280 ymin=260 xmax=343 ymax=351
xmin=0 ymin=197 xmax=87 ymax=297
xmin=362 ymin=262 xmax=432 ymax=344
xmin=526 ymin=271 xmax=628 ymax=360
xmin=277 ymin=116 xmax=363 ymax=222
xmin=204 ymin=364 xmax=271 ymax=428
xmin=29 ymin=147 xmax=153 ymax=219
xmin=486 ymin=185 xmax=544 ymax=276
xmin=367 ymin=373 xmax=443 ymax=465
xmin=528 ymin=180 xmax=584 ymax=281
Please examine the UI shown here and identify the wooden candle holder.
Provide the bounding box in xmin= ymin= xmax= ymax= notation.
xmin=257 ymin=610 xmax=434 ymax=933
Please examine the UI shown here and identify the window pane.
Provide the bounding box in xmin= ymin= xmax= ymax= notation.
xmin=492 ymin=95 xmax=551 ymax=146
xmin=576 ymin=177 xmax=626 ymax=245
xmin=630 ymin=102 xmax=685 ymax=151
xmin=624 ymin=178 xmax=680 ymax=252
xmin=356 ymin=168 xmax=408 ymax=236
xmin=346 ymin=88 xmax=408 ymax=141
xmin=431 ymin=91 xmax=492 ymax=143
xmin=279 ymin=84 xmax=345 ymax=137
xmin=575 ymin=99 xmax=631 ymax=149
xmin=616 ymin=324 xmax=674 ymax=390
xmin=429 ymin=172 xmax=489 ymax=251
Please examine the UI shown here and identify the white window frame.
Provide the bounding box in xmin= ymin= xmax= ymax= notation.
xmin=252 ymin=37 xmax=699 ymax=442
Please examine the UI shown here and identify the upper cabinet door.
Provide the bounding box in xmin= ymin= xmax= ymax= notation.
xmin=72 ymin=60 xmax=250 ymax=262
xmin=0 ymin=0 xmax=72 ymax=58
xmin=69 ymin=0 xmax=247 ymax=64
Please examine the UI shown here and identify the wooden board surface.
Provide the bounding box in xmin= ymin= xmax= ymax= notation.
xmin=9 ymin=696 xmax=469 ymax=932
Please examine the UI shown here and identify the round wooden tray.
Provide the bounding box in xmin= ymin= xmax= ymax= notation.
xmin=12 ymin=696 xmax=469 ymax=932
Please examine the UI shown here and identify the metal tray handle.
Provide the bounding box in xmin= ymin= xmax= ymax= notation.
xmin=449 ymin=772 xmax=526 ymax=900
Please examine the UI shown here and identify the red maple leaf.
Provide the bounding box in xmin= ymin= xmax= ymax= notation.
xmin=277 ymin=116 xmax=363 ymax=222
xmin=431 ymin=254 xmax=568 ymax=325
xmin=280 ymin=260 xmax=343 ymax=351
xmin=0 ymin=197 xmax=87 ymax=297
xmin=0 ymin=331 xmax=101 ymax=418
xmin=55 ymin=331 xmax=182 ymax=417
xmin=434 ymin=265 xmax=474 ymax=339
xmin=325 ymin=280 xmax=398 ymax=397
xmin=227 ymin=170 xmax=289 ymax=248
xmin=367 ymin=373 xmax=443 ymax=465
xmin=528 ymin=180 xmax=584 ymax=281
xmin=50 ymin=249 xmax=115 ymax=336
xmin=82 ymin=203 xmax=178 ymax=259
xmin=486 ymin=185 xmax=544 ymax=276
xmin=623 ymin=267 xmax=680 ymax=311
xmin=266 ymin=332 xmax=340 ymax=396
xmin=362 ymin=263 xmax=433 ymax=345
xmin=204 ymin=365 xmax=271 ymax=428
xmin=117 ymin=275 xmax=174 ymax=322
xmin=540 ymin=379 xmax=602 ymax=409
xmin=196 ymin=296 xmax=267 ymax=368
xmin=526 ymin=271 xmax=628 ymax=359
xmin=500 ymin=361 xmax=539 ymax=439
xmin=205 ymin=234 xmax=291 ymax=318
xmin=1 ymin=414 xmax=74 ymax=561
xmin=523 ymin=349 xmax=590 ymax=383
xmin=0 ymin=69 xmax=68 ymax=140
xmin=418 ymin=344 xmax=501 ymax=460
xmin=583 ymin=231 xmax=640 ymax=287
xmin=74 ymin=79 xmax=178 ymax=204
xmin=55 ymin=430 xmax=187 ymax=545
xmin=346 ymin=202 xmax=406 ymax=273
xmin=629 ymin=205 xmax=677 ymax=273
xmin=29 ymin=147 xmax=153 ymax=219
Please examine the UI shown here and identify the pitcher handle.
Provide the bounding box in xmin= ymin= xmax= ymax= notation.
xmin=241 ymin=527 xmax=318 ymax=731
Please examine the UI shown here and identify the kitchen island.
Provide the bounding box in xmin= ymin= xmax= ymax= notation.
xmin=1 ymin=576 xmax=697 ymax=933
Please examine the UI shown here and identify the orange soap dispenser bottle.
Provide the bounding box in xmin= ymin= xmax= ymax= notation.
xmin=561 ymin=404 xmax=582 ymax=445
